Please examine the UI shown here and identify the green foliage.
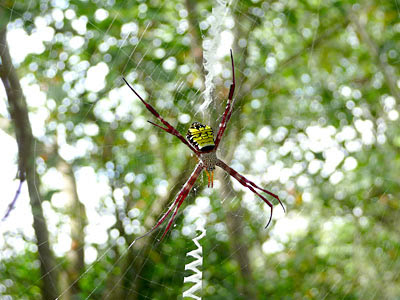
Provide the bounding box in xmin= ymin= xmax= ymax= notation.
xmin=0 ymin=247 xmax=41 ymax=299
xmin=0 ymin=0 xmax=399 ymax=299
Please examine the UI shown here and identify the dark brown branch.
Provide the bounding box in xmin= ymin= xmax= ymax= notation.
xmin=1 ymin=180 xmax=23 ymax=221
xmin=0 ymin=27 xmax=59 ymax=300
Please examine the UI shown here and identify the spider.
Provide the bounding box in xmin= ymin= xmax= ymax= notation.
xmin=122 ymin=50 xmax=285 ymax=241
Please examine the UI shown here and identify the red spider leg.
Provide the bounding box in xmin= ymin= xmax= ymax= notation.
xmin=248 ymin=179 xmax=285 ymax=213
xmin=160 ymin=195 xmax=185 ymax=241
xmin=122 ymin=77 xmax=200 ymax=155
xmin=142 ymin=162 xmax=203 ymax=242
xmin=216 ymin=159 xmax=284 ymax=211
xmin=214 ymin=49 xmax=235 ymax=149
xmin=216 ymin=159 xmax=285 ymax=228
xmin=159 ymin=162 xmax=203 ymax=240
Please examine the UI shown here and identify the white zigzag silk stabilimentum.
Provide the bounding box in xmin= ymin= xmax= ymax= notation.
xmin=200 ymin=0 xmax=231 ymax=113
xmin=182 ymin=226 xmax=206 ymax=299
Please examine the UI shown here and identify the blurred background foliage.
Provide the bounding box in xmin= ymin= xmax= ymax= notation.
xmin=0 ymin=0 xmax=399 ymax=299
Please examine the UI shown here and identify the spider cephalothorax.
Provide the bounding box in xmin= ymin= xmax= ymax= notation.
xmin=123 ymin=49 xmax=285 ymax=241
xmin=186 ymin=122 xmax=217 ymax=187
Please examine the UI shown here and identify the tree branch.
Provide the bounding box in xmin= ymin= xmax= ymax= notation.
xmin=0 ymin=27 xmax=59 ymax=300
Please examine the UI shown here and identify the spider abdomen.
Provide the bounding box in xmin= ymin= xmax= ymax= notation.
xmin=186 ymin=122 xmax=215 ymax=152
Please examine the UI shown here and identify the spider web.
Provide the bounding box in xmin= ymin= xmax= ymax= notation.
xmin=1 ymin=0 xmax=400 ymax=299
xmin=0 ymin=1 xmax=248 ymax=299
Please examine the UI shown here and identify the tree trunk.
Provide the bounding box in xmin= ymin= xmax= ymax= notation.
xmin=218 ymin=169 xmax=256 ymax=300
xmin=0 ymin=27 xmax=59 ymax=300
xmin=58 ymin=159 xmax=86 ymax=299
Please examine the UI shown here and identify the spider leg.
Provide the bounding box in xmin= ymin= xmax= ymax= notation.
xmin=160 ymin=195 xmax=185 ymax=241
xmin=143 ymin=162 xmax=203 ymax=241
xmin=247 ymin=180 xmax=285 ymax=213
xmin=159 ymin=162 xmax=203 ymax=240
xmin=204 ymin=169 xmax=211 ymax=188
xmin=204 ymin=169 xmax=215 ymax=188
xmin=216 ymin=159 xmax=284 ymax=228
xmin=147 ymin=120 xmax=169 ymax=132
xmin=214 ymin=49 xmax=236 ymax=149
xmin=216 ymin=159 xmax=285 ymax=212
xmin=123 ymin=78 xmax=200 ymax=155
